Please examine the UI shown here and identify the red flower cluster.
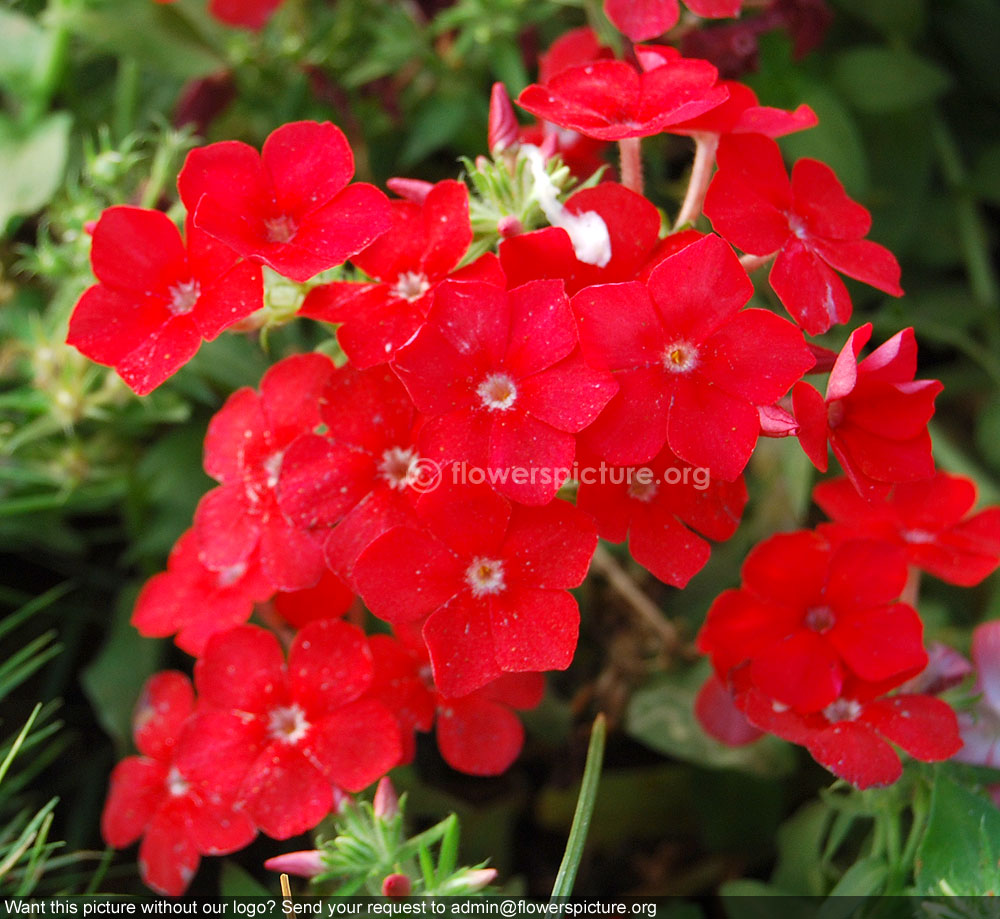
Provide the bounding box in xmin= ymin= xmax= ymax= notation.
xmin=75 ymin=12 xmax=990 ymax=894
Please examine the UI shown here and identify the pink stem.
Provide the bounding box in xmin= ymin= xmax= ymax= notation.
xmin=618 ymin=137 xmax=643 ymax=195
xmin=739 ymin=252 xmax=776 ymax=273
xmin=673 ymin=133 xmax=719 ymax=230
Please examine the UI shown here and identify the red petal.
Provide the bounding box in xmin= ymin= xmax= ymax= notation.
xmin=505 ymin=280 xmax=577 ymax=378
xmin=139 ymin=806 xmax=200 ymax=896
xmin=861 ymin=695 xmax=961 ymax=761
xmin=203 ymin=387 xmax=265 ymax=484
xmin=502 ymin=499 xmax=598 ymax=589
xmin=304 ymin=698 xmax=402 ymax=790
xmin=194 ymin=485 xmax=258 ymax=571
xmin=90 ymin=206 xmax=187 ymax=294
xmin=750 ymin=629 xmax=843 ymax=712
xmin=277 ymin=435 xmax=374 ymax=529
xmin=791 ymin=382 xmax=830 ymax=472
xmin=258 ymin=515 xmax=326 ymax=593
xmin=806 ymin=721 xmax=901 ymax=789
xmin=192 ymin=259 xmax=263 ymax=341
xmin=489 ymin=587 xmax=579 ymax=676
xmin=261 ymin=121 xmax=353 ymax=217
xmin=518 ymin=350 xmax=618 ymax=433
xmin=665 ymin=375 xmax=760 ymax=481
xmin=571 ymin=281 xmax=665 ymax=372
xmin=67 ymin=285 xmax=166 ymax=368
xmin=242 ymin=746 xmax=332 ymax=839
xmin=187 ymin=799 xmax=256 ymax=856
xmin=604 ymin=0 xmax=679 ymax=41
xmin=769 ymin=240 xmax=853 ymax=335
xmin=437 ymin=696 xmax=525 ymax=775
xmin=629 ymin=505 xmax=712 ymax=587
xmin=420 ymin=180 xmax=474 ymax=279
xmin=810 ymin=237 xmax=903 ymax=297
xmin=101 ymin=758 xmax=165 ymax=848
xmin=114 ymin=317 xmax=202 ymax=395
xmin=416 ymin=480 xmax=511 ymax=558
xmin=174 ymin=710 xmax=263 ymax=795
xmin=424 ymin=595 xmax=502 ymax=698
xmin=133 ymin=672 xmax=195 ymax=760
xmin=487 ymin=413 xmax=575 ymax=505
xmin=646 ymin=234 xmax=753 ymax=343
xmin=259 ymin=352 xmax=336 ymax=445
xmin=353 ymin=526 xmax=462 ymax=623
xmin=791 ymin=158 xmax=871 ymax=241
xmin=741 ymin=529 xmax=829 ymax=605
xmin=273 ymin=568 xmax=354 ymax=629
xmin=829 ymin=603 xmax=927 ymax=684
xmin=179 ymin=139 xmax=270 ymax=228
xmin=580 ymin=366 xmax=671 ymax=466
xmin=195 ymin=625 xmax=287 ymax=714
xmin=825 ymin=539 xmax=908 ymax=610
xmin=288 ymin=619 xmax=374 ymax=715
xmin=694 ymin=675 xmax=763 ymax=746
xmin=324 ymin=488 xmax=418 ymax=585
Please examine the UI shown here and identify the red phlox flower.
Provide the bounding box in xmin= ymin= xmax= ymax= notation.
xmin=791 ymin=324 xmax=942 ymax=498
xmin=814 ymin=473 xmax=1000 ymax=587
xmin=176 ymin=622 xmax=401 ymax=839
xmin=209 ymin=0 xmax=284 ymax=29
xmin=276 ymin=365 xmax=428 ymax=584
xmin=516 ymin=50 xmax=728 ymax=141
xmin=102 ymin=672 xmax=256 ymax=896
xmin=955 ymin=621 xmax=1000 ymax=769
xmin=499 ymin=183 xmax=669 ymax=296
xmin=603 ymin=0 xmax=743 ymax=43
xmin=576 ymin=445 xmax=747 ymax=587
xmin=352 ymin=480 xmax=597 ymax=698
xmin=697 ymin=530 xmax=927 ymax=713
xmin=178 ymin=121 xmax=391 ymax=283
xmin=670 ymin=80 xmax=817 ymax=138
xmin=67 ymin=206 xmax=262 ymax=395
xmin=729 ymin=664 xmax=962 ymax=789
xmin=572 ymin=233 xmax=814 ymax=479
xmin=299 ymin=180 xmax=505 ymax=367
xmin=391 ymin=279 xmax=618 ymax=506
xmin=272 ymin=568 xmax=355 ymax=629
xmin=194 ymin=352 xmax=337 ymax=591
xmin=131 ymin=529 xmax=272 ymax=656
xmin=704 ymin=134 xmax=902 ymax=335
xmin=369 ymin=629 xmax=545 ymax=775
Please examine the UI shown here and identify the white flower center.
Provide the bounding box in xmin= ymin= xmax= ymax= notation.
xmin=166 ymin=766 xmax=190 ymax=798
xmin=805 ymin=605 xmax=835 ymax=633
xmin=787 ymin=214 xmax=809 ymax=240
xmin=216 ymin=561 xmax=248 ymax=589
xmin=265 ymin=214 xmax=298 ymax=244
xmin=465 ymin=557 xmax=506 ymax=597
xmin=823 ymin=698 xmax=862 ymax=724
xmin=477 ymin=373 xmax=518 ymax=411
xmin=903 ymin=529 xmax=936 ymax=545
xmin=267 ymin=704 xmax=311 ymax=745
xmin=391 ymin=271 xmax=431 ymax=302
xmin=263 ymin=450 xmax=285 ymax=490
xmin=627 ymin=480 xmax=659 ymax=503
xmin=663 ymin=341 xmax=699 ymax=374
xmin=379 ymin=446 xmax=419 ymax=490
xmin=168 ymin=279 xmax=201 ymax=315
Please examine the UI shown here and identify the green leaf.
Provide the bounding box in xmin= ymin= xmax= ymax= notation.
xmin=625 ymin=663 xmax=796 ymax=777
xmin=771 ymin=802 xmax=832 ymax=895
xmin=831 ymin=0 xmax=926 ymax=37
xmin=219 ymin=861 xmax=272 ymax=897
xmin=0 ymin=8 xmax=46 ymax=99
xmin=0 ymin=112 xmax=70 ymax=231
xmin=823 ymin=855 xmax=887 ymax=898
xmin=832 ymin=47 xmax=952 ymax=114
xmin=81 ymin=589 xmax=165 ymax=752
xmin=915 ymin=770 xmax=1000 ymax=895
xmin=399 ymin=93 xmax=475 ymax=167
xmin=971 ymin=143 xmax=1000 ymax=207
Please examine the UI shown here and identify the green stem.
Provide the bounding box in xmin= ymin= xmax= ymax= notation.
xmin=549 ymin=714 xmax=607 ymax=900
xmin=931 ymin=115 xmax=1000 ymax=347
xmin=25 ymin=0 xmax=72 ymax=125
xmin=113 ymin=57 xmax=141 ymax=141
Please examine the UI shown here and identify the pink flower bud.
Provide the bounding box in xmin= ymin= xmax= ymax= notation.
xmin=382 ymin=874 xmax=412 ymax=898
xmin=489 ymin=83 xmax=520 ymax=153
xmin=373 ymin=776 xmax=399 ymax=820
xmin=263 ymin=850 xmax=325 ymax=878
xmin=386 ymin=177 xmax=434 ymax=205
xmin=497 ymin=216 xmax=523 ymax=238
xmin=458 ymin=868 xmax=497 ymax=892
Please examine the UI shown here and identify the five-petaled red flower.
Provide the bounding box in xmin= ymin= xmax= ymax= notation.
xmin=704 ymin=134 xmax=903 ymax=334
xmin=792 ymin=323 xmax=942 ymax=498
xmin=67 ymin=206 xmax=262 ymax=395
xmin=572 ymin=233 xmax=814 ymax=480
xmin=814 ymin=472 xmax=1000 ymax=586
xmin=177 ymin=622 xmax=401 ymax=839
xmin=698 ymin=531 xmax=927 ymax=713
xmin=391 ymin=278 xmax=618 ymax=506
xmin=299 ymin=180 xmax=504 ymax=367
xmin=352 ymin=481 xmax=597 ymax=698
xmin=179 ymin=121 xmax=391 ymax=283
xmin=102 ymin=672 xmax=256 ymax=896
xmin=516 ymin=50 xmax=728 ymax=141
xmin=194 ymin=353 xmax=336 ymax=591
